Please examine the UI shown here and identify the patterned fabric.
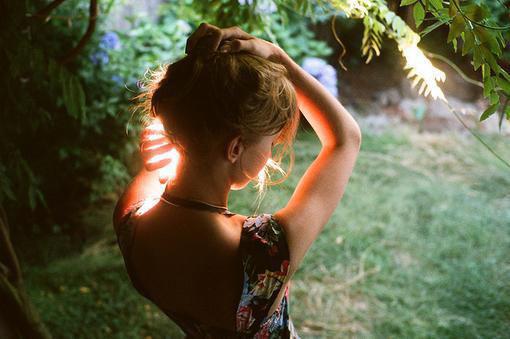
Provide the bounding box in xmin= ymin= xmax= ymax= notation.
xmin=116 ymin=202 xmax=300 ymax=338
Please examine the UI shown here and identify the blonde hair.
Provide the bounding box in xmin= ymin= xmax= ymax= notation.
xmin=135 ymin=50 xmax=300 ymax=208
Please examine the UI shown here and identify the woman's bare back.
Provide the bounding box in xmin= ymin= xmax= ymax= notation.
xmin=129 ymin=204 xmax=249 ymax=331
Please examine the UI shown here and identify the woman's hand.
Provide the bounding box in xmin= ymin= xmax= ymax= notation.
xmin=140 ymin=118 xmax=178 ymax=184
xmin=185 ymin=22 xmax=285 ymax=63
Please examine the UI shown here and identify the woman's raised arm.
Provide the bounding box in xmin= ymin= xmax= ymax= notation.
xmin=271 ymin=46 xmax=362 ymax=279
xmin=199 ymin=21 xmax=362 ymax=277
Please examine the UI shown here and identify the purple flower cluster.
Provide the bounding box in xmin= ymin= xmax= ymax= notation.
xmin=90 ymin=32 xmax=121 ymax=66
xmin=301 ymin=57 xmax=338 ymax=98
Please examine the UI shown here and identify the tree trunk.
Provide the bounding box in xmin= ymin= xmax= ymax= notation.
xmin=0 ymin=205 xmax=51 ymax=339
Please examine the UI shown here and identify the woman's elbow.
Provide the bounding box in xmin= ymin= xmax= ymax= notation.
xmin=334 ymin=125 xmax=362 ymax=149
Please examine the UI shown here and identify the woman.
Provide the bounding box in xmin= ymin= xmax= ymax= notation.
xmin=113 ymin=23 xmax=361 ymax=338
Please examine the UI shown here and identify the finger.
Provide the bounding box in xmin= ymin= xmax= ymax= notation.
xmin=141 ymin=130 xmax=166 ymax=143
xmin=186 ymin=22 xmax=220 ymax=55
xmin=145 ymin=158 xmax=173 ymax=172
xmin=193 ymin=30 xmax=222 ymax=56
xmin=203 ymin=26 xmax=253 ymax=55
xmin=203 ymin=26 xmax=251 ymax=53
xmin=229 ymin=38 xmax=255 ymax=53
xmin=141 ymin=127 xmax=171 ymax=143
xmin=185 ymin=22 xmax=209 ymax=55
xmin=140 ymin=132 xmax=170 ymax=148
xmin=221 ymin=26 xmax=253 ymax=42
xmin=142 ymin=143 xmax=175 ymax=160
xmin=141 ymin=139 xmax=171 ymax=151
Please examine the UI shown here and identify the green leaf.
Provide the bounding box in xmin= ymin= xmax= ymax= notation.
xmin=413 ymin=2 xmax=425 ymax=28
xmin=447 ymin=14 xmax=464 ymax=42
xmin=474 ymin=26 xmax=502 ymax=57
xmin=501 ymin=69 xmax=510 ymax=83
xmin=489 ymin=91 xmax=500 ymax=105
xmin=449 ymin=0 xmax=458 ymax=17
xmin=497 ymin=77 xmax=510 ymax=95
xmin=62 ymin=72 xmax=86 ymax=120
xmin=483 ymin=75 xmax=493 ymax=98
xmin=420 ymin=20 xmax=445 ymax=38
xmin=480 ymin=46 xmax=500 ymax=74
xmin=462 ymin=4 xmax=487 ymax=22
xmin=401 ymin=0 xmax=418 ymax=6
xmin=473 ymin=48 xmax=483 ymax=70
xmin=462 ymin=30 xmax=475 ymax=56
xmin=428 ymin=0 xmax=443 ymax=10
xmin=480 ymin=103 xmax=498 ymax=121
xmin=482 ymin=64 xmax=490 ymax=81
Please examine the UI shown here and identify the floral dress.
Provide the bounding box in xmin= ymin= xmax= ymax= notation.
xmin=116 ymin=201 xmax=301 ymax=338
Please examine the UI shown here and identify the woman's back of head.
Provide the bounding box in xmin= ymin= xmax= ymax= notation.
xmin=137 ymin=50 xmax=300 ymax=187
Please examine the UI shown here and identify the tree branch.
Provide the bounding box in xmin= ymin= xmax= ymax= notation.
xmin=0 ymin=205 xmax=21 ymax=286
xmin=31 ymin=0 xmax=68 ymax=22
xmin=59 ymin=0 xmax=98 ymax=64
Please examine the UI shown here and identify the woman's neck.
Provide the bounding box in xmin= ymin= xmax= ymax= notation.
xmin=164 ymin=158 xmax=231 ymax=207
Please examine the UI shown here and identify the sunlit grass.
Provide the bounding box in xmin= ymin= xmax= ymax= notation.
xmin=24 ymin=124 xmax=510 ymax=338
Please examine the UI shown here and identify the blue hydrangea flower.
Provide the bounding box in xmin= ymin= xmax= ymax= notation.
xmin=90 ymin=50 xmax=109 ymax=65
xmin=99 ymin=32 xmax=121 ymax=50
xmin=302 ymin=57 xmax=338 ymax=97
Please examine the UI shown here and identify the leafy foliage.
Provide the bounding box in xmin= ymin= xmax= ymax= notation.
xmin=0 ymin=0 xmax=334 ymax=236
xmin=403 ymin=0 xmax=510 ymax=122
xmin=273 ymin=0 xmax=510 ymax=122
xmin=1 ymin=0 xmax=508 ymax=237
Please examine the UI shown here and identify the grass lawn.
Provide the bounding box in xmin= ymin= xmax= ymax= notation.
xmin=23 ymin=123 xmax=510 ymax=338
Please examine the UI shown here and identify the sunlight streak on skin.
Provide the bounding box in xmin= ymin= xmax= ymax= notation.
xmin=135 ymin=197 xmax=161 ymax=216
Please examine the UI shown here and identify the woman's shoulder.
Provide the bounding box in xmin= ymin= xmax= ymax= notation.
xmin=114 ymin=198 xmax=160 ymax=253
xmin=241 ymin=213 xmax=288 ymax=249
xmin=114 ymin=198 xmax=159 ymax=230
xmin=239 ymin=212 xmax=290 ymax=281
